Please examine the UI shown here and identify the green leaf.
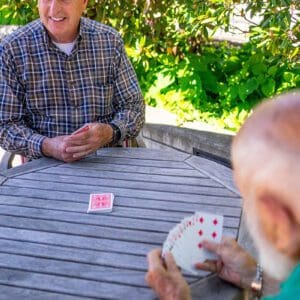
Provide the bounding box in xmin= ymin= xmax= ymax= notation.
xmin=267 ymin=66 xmax=278 ymax=76
xmin=283 ymin=72 xmax=294 ymax=82
xmin=251 ymin=63 xmax=267 ymax=75
xmin=261 ymin=78 xmax=276 ymax=97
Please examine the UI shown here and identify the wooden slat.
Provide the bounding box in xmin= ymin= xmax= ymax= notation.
xmin=1 ymin=186 xmax=241 ymax=214
xmin=43 ymin=166 xmax=212 ymax=185
xmin=4 ymin=157 xmax=62 ymax=178
xmin=0 ymin=195 xmax=242 ymax=227
xmin=4 ymin=177 xmax=238 ymax=198
xmin=0 ymin=267 xmax=153 ymax=299
xmin=0 ymin=185 xmax=242 ymax=209
xmin=0 ymin=239 xmax=199 ymax=285
xmin=0 ymin=227 xmax=154 ymax=256
xmin=96 ymin=147 xmax=190 ymax=161
xmin=0 ymin=238 xmax=146 ymax=271
xmin=0 ymin=203 xmax=172 ymax=234
xmin=0 ymin=284 xmax=86 ymax=300
xmin=81 ymin=156 xmax=194 ymax=169
xmin=186 ymin=155 xmax=239 ymax=195
xmin=16 ymin=173 xmax=234 ymax=196
xmin=0 ymin=252 xmax=149 ymax=287
xmin=0 ymin=215 xmax=166 ymax=245
xmin=63 ymin=162 xmax=202 ymax=177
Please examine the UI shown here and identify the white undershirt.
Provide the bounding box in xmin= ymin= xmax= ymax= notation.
xmin=52 ymin=40 xmax=76 ymax=55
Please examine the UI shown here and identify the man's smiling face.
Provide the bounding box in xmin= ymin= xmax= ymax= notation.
xmin=38 ymin=0 xmax=88 ymax=43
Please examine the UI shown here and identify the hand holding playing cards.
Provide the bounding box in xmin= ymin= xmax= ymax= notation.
xmin=42 ymin=123 xmax=113 ymax=162
xmin=195 ymin=237 xmax=257 ymax=289
xmin=42 ymin=135 xmax=78 ymax=162
xmin=146 ymin=239 xmax=258 ymax=300
xmin=65 ymin=123 xmax=113 ymax=159
xmin=146 ymin=249 xmax=191 ymax=300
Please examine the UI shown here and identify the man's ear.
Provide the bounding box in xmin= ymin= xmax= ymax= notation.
xmin=257 ymin=192 xmax=300 ymax=259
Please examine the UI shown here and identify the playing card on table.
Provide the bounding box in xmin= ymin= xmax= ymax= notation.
xmin=87 ymin=193 xmax=114 ymax=213
xmin=162 ymin=211 xmax=224 ymax=275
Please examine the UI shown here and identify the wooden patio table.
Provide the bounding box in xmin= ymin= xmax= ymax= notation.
xmin=0 ymin=147 xmax=243 ymax=299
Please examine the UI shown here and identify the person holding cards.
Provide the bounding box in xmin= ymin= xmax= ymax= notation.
xmin=0 ymin=0 xmax=144 ymax=162
xmin=146 ymin=90 xmax=300 ymax=300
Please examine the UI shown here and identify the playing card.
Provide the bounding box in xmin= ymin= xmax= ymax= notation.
xmin=72 ymin=125 xmax=90 ymax=135
xmin=189 ymin=212 xmax=223 ymax=268
xmin=87 ymin=193 xmax=114 ymax=213
xmin=162 ymin=211 xmax=224 ymax=275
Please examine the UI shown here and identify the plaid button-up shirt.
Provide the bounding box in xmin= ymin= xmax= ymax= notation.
xmin=0 ymin=18 xmax=145 ymax=159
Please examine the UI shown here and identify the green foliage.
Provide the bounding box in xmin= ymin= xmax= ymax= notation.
xmin=132 ymin=42 xmax=300 ymax=130
xmin=1 ymin=0 xmax=299 ymax=131
xmin=0 ymin=0 xmax=38 ymax=25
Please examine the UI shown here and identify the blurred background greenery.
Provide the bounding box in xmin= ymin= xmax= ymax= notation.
xmin=1 ymin=0 xmax=299 ymax=131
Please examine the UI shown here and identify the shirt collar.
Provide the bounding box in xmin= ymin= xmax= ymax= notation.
xmin=39 ymin=18 xmax=85 ymax=54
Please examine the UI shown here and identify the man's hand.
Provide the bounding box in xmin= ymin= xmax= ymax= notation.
xmin=195 ymin=237 xmax=257 ymax=289
xmin=41 ymin=123 xmax=113 ymax=162
xmin=65 ymin=123 xmax=113 ymax=159
xmin=42 ymin=135 xmax=77 ymax=162
xmin=145 ymin=249 xmax=191 ymax=300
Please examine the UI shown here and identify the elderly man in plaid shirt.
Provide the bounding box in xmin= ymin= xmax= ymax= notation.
xmin=0 ymin=0 xmax=145 ymax=162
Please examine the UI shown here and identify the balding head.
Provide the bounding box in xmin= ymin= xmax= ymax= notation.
xmin=232 ymin=90 xmax=300 ymax=213
xmin=232 ymin=90 xmax=300 ymax=280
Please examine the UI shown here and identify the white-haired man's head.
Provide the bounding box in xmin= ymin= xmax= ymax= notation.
xmin=232 ymin=90 xmax=300 ymax=280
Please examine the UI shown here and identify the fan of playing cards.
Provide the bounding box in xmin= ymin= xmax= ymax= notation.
xmin=162 ymin=211 xmax=224 ymax=275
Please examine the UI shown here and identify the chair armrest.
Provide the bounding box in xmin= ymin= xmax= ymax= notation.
xmin=0 ymin=150 xmax=15 ymax=170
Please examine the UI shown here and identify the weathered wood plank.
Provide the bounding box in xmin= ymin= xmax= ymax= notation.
xmin=5 ymin=177 xmax=239 ymax=198
xmin=0 ymin=239 xmax=199 ymax=284
xmin=0 ymin=252 xmax=149 ymax=287
xmin=0 ymin=195 xmax=242 ymax=227
xmin=0 ymin=238 xmax=200 ymax=284
xmin=0 ymin=227 xmax=155 ymax=256
xmin=186 ymin=155 xmax=239 ymax=195
xmin=0 ymin=185 xmax=242 ymax=210
xmin=74 ymin=156 xmax=194 ymax=170
xmin=0 ymin=204 xmax=174 ymax=232
xmin=63 ymin=162 xmax=203 ymax=177
xmin=43 ymin=166 xmax=213 ymax=185
xmin=4 ymin=158 xmax=62 ymax=178
xmin=0 ymin=267 xmax=154 ymax=299
xmin=0 ymin=238 xmax=146 ymax=271
xmin=17 ymin=172 xmax=235 ymax=196
xmin=0 ymin=213 xmax=237 ymax=249
xmin=0 ymin=215 xmax=166 ymax=245
xmin=0 ymin=284 xmax=87 ymax=300
xmin=96 ymin=147 xmax=190 ymax=161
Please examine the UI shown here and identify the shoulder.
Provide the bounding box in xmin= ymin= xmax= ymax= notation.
xmin=80 ymin=18 xmax=122 ymax=42
xmin=1 ymin=20 xmax=43 ymax=51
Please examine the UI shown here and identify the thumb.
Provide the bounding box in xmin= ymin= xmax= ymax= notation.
xmin=202 ymin=239 xmax=221 ymax=255
xmin=164 ymin=252 xmax=180 ymax=273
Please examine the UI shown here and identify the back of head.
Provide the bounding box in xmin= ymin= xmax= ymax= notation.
xmin=232 ymin=90 xmax=300 ymax=207
xmin=232 ymin=90 xmax=300 ymax=279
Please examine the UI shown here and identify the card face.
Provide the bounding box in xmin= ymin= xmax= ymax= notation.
xmin=72 ymin=125 xmax=90 ymax=135
xmin=162 ymin=211 xmax=224 ymax=275
xmin=87 ymin=193 xmax=114 ymax=213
